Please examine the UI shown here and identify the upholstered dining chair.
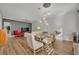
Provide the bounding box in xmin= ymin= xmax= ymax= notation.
xmin=24 ymin=32 xmax=43 ymax=55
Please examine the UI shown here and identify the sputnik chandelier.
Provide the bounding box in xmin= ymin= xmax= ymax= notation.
xmin=40 ymin=11 xmax=51 ymax=26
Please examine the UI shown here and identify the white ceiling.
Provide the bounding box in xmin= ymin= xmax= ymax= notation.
xmin=0 ymin=3 xmax=77 ymax=22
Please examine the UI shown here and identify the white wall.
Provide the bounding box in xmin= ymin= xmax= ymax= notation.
xmin=32 ymin=11 xmax=77 ymax=41
xmin=11 ymin=22 xmax=30 ymax=32
xmin=77 ymin=13 xmax=79 ymax=31
xmin=62 ymin=11 xmax=77 ymax=41
xmin=77 ymin=4 xmax=79 ymax=32
xmin=4 ymin=22 xmax=12 ymax=37
xmin=0 ymin=14 xmax=2 ymax=29
xmin=32 ymin=17 xmax=58 ymax=33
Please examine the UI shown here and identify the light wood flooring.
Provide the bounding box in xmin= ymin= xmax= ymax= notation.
xmin=0 ymin=37 xmax=73 ymax=55
xmin=53 ymin=40 xmax=73 ymax=55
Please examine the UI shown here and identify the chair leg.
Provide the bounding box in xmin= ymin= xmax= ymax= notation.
xmin=33 ymin=50 xmax=36 ymax=55
xmin=41 ymin=46 xmax=44 ymax=55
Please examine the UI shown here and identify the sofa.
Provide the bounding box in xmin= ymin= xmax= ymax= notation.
xmin=13 ymin=30 xmax=24 ymax=37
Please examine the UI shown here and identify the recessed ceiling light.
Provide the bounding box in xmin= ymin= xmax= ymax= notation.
xmin=37 ymin=26 xmax=41 ymax=30
xmin=40 ymin=20 xmax=42 ymax=23
xmin=47 ymin=12 xmax=51 ymax=15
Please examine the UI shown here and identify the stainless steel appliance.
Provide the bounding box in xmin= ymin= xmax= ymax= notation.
xmin=73 ymin=32 xmax=79 ymax=55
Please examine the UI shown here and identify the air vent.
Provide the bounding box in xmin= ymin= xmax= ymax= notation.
xmin=43 ymin=3 xmax=51 ymax=8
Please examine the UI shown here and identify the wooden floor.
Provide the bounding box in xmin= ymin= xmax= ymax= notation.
xmin=53 ymin=40 xmax=73 ymax=55
xmin=0 ymin=37 xmax=33 ymax=55
xmin=0 ymin=37 xmax=73 ymax=55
